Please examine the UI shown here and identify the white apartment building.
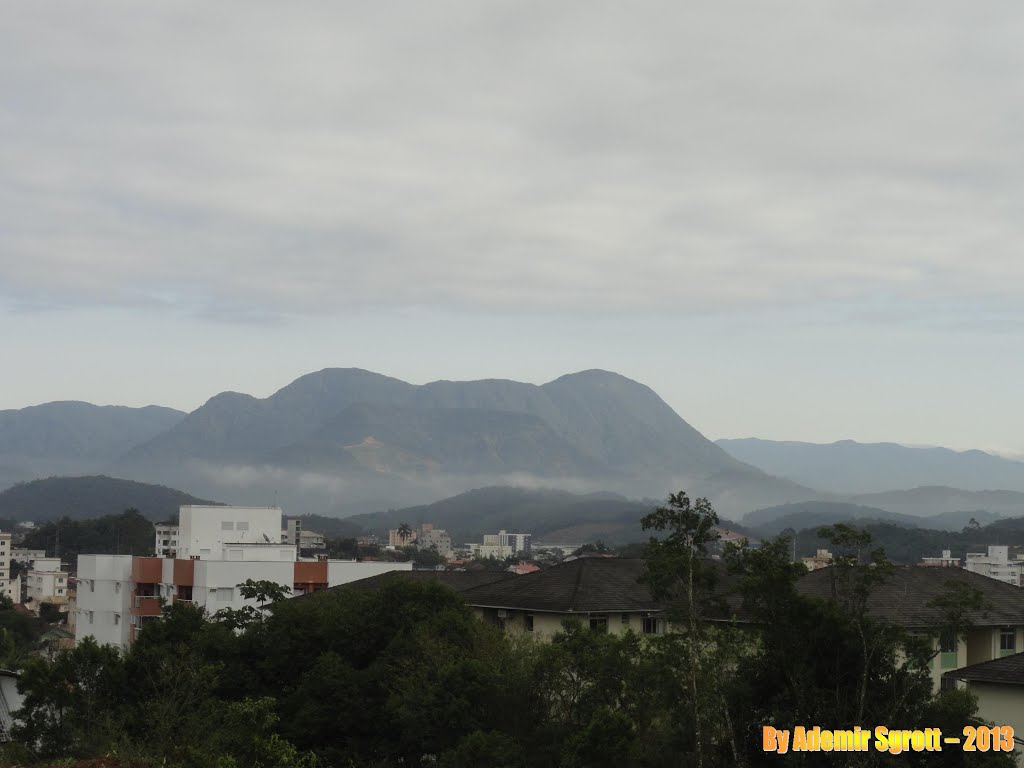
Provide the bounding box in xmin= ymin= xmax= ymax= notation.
xmin=76 ymin=505 xmax=411 ymax=649
xmin=26 ymin=557 xmax=69 ymax=609
xmin=0 ymin=533 xmax=18 ymax=604
xmin=10 ymin=548 xmax=45 ymax=564
xmin=965 ymin=546 xmax=1024 ymax=586
xmin=154 ymin=524 xmax=179 ymax=557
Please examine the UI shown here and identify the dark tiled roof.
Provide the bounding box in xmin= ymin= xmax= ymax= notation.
xmin=461 ymin=558 xmax=664 ymax=614
xmin=337 ymin=569 xmax=515 ymax=594
xmin=944 ymin=652 xmax=1024 ymax=685
xmin=796 ymin=566 xmax=1024 ymax=628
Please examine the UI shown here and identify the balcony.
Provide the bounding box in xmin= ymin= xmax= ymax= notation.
xmin=131 ymin=595 xmax=163 ymax=617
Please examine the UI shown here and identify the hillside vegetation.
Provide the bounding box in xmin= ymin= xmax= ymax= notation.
xmin=0 ymin=476 xmax=219 ymax=523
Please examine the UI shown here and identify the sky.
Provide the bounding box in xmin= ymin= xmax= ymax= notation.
xmin=3 ymin=2 xmax=1024 ymax=454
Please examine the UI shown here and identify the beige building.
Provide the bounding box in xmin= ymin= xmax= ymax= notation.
xmin=798 ymin=566 xmax=1024 ymax=691
xmin=801 ymin=548 xmax=833 ymax=571
xmin=945 ymin=654 xmax=1024 ymax=766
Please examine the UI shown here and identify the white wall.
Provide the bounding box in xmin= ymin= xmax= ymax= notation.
xmin=178 ymin=506 xmax=283 ymax=559
xmin=218 ymin=544 xmax=295 ymax=563
xmin=75 ymin=555 xmax=134 ymax=649
xmin=193 ymin=559 xmax=296 ymax=614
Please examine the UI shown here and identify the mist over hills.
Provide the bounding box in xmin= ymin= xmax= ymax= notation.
xmin=718 ymin=438 xmax=1024 ymax=494
xmin=104 ymin=368 xmax=807 ymax=516
xmin=7 ymin=368 xmax=1024 ymax=528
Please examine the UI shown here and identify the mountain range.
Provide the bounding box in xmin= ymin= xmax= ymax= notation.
xmin=5 ymin=368 xmax=1024 ymax=525
xmin=717 ymin=438 xmax=1024 ymax=494
xmin=2 ymin=369 xmax=806 ymax=517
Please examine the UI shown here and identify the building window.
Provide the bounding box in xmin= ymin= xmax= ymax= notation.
xmin=621 ymin=614 xmax=630 ymax=626
xmin=940 ymin=677 xmax=957 ymax=692
xmin=236 ymin=522 xmax=250 ymax=531
xmin=88 ymin=611 xmax=94 ymax=625
xmin=589 ymin=615 xmax=608 ymax=633
xmin=221 ymin=521 xmax=234 ymax=531
xmin=114 ymin=614 xmax=120 ymax=625
xmin=939 ymin=630 xmax=958 ymax=654
xmin=525 ymin=614 xmax=534 ymax=632
xmin=216 ymin=587 xmax=233 ymax=601
xmin=1000 ymin=627 xmax=1016 ymax=651
xmin=643 ymin=617 xmax=663 ymax=635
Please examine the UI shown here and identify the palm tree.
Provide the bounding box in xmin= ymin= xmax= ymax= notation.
xmin=397 ymin=523 xmax=413 ymax=545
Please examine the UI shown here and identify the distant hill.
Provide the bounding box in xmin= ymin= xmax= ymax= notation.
xmin=718 ymin=438 xmax=1024 ymax=494
xmin=346 ymin=486 xmax=660 ymax=544
xmin=846 ymin=487 xmax=1024 ymax=519
xmin=745 ymin=498 xmax=1009 ymax=535
xmin=0 ymin=401 xmax=185 ymax=489
xmin=0 ymin=476 xmax=220 ymax=523
xmin=744 ymin=501 xmax=920 ymax=535
xmin=110 ymin=368 xmax=813 ymax=516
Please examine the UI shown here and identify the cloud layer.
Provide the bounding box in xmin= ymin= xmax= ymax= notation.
xmin=3 ymin=2 xmax=1024 ymax=315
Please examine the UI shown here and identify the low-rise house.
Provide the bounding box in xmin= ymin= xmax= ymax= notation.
xmin=798 ymin=566 xmax=1024 ymax=690
xmin=342 ymin=555 xmax=1024 ymax=696
xmin=944 ymin=653 xmax=1024 ymax=766
xmin=460 ymin=558 xmax=675 ymax=637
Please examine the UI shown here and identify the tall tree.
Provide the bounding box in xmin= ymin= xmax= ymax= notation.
xmin=641 ymin=492 xmax=722 ymax=768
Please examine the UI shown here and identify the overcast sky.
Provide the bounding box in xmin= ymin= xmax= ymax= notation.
xmin=4 ymin=2 xmax=1024 ymax=454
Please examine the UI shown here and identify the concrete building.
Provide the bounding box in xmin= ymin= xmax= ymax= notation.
xmin=801 ymin=548 xmax=834 ymax=571
xmin=965 ymin=546 xmax=1024 ymax=586
xmin=0 ymin=533 xmax=18 ymax=604
xmin=920 ymin=549 xmax=961 ymax=567
xmin=417 ymin=526 xmax=453 ymax=559
xmin=9 ymin=548 xmax=45 ymax=565
xmin=388 ymin=527 xmax=418 ymax=547
xmin=467 ymin=530 xmax=532 ymax=560
xmin=76 ymin=505 xmax=412 ymax=649
xmin=154 ymin=524 xmax=179 ymax=557
xmin=25 ymin=557 xmax=69 ymax=613
xmin=282 ymin=520 xmax=326 ymax=551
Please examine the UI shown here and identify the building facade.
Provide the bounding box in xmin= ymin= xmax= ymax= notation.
xmin=76 ymin=505 xmax=412 ymax=650
xmin=26 ymin=556 xmax=69 ymax=612
xmin=154 ymin=524 xmax=179 ymax=557
xmin=0 ymin=533 xmax=18 ymax=604
xmin=965 ymin=546 xmax=1024 ymax=586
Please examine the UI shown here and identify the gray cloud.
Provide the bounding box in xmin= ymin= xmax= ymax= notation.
xmin=3 ymin=1 xmax=1024 ymax=315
